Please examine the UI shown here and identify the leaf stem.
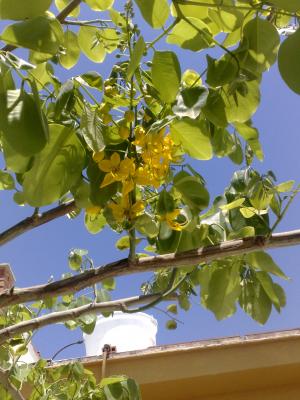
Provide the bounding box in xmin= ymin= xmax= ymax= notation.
xmin=147 ymin=19 xmax=179 ymax=50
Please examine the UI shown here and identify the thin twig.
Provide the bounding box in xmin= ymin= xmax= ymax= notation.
xmin=1 ymin=230 xmax=300 ymax=308
xmin=153 ymin=306 xmax=184 ymax=325
xmin=62 ymin=19 xmax=112 ymax=26
xmin=51 ymin=340 xmax=84 ymax=361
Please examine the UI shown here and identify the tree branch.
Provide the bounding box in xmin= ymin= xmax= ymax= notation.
xmin=1 ymin=0 xmax=82 ymax=52
xmin=0 ymin=201 xmax=77 ymax=247
xmin=0 ymin=294 xmax=162 ymax=345
xmin=1 ymin=229 xmax=300 ymax=309
xmin=55 ymin=0 xmax=82 ymax=22
xmin=0 ymin=367 xmax=25 ymax=400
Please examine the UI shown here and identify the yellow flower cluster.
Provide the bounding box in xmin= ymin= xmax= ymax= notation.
xmin=133 ymin=127 xmax=178 ymax=188
xmin=92 ymin=127 xmax=179 ymax=225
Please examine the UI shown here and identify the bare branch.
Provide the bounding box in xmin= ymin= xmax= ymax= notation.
xmin=0 ymin=367 xmax=25 ymax=400
xmin=1 ymin=229 xmax=300 ymax=309
xmin=0 ymin=201 xmax=77 ymax=247
xmin=0 ymin=294 xmax=161 ymax=345
xmin=1 ymin=0 xmax=82 ymax=52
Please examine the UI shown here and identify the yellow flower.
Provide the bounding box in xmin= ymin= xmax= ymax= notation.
xmin=99 ymin=153 xmax=135 ymax=190
xmin=102 ymin=113 xmax=112 ymax=125
xmin=93 ymin=151 xmax=105 ymax=164
xmin=135 ymin=166 xmax=160 ymax=188
xmin=124 ymin=110 xmax=135 ymax=123
xmin=119 ymin=125 xmax=130 ymax=140
xmin=109 ymin=196 xmax=144 ymax=223
xmin=133 ymin=126 xmax=146 ymax=147
xmin=160 ymin=209 xmax=185 ymax=231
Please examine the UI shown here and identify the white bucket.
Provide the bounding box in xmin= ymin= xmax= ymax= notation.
xmin=83 ymin=312 xmax=158 ymax=356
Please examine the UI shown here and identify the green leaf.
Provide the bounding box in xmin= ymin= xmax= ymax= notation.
xmin=206 ymin=55 xmax=238 ymax=87
xmin=0 ymin=16 xmax=63 ymax=54
xmin=77 ymin=71 xmax=103 ymax=91
xmin=134 ymin=0 xmax=169 ymax=29
xmin=79 ymin=313 xmax=97 ymax=334
xmin=73 ymin=180 xmax=91 ymax=208
xmin=239 ymin=17 xmax=280 ymax=75
xmin=178 ymin=294 xmax=191 ymax=311
xmin=0 ymin=170 xmax=15 ymax=190
xmin=29 ymin=61 xmax=54 ymax=90
xmin=68 ymin=251 xmax=82 ymax=271
xmin=0 ymin=0 xmax=52 ymax=20
xmin=167 ymin=304 xmax=178 ymax=315
xmin=115 ymin=236 xmax=130 ymax=250
xmin=222 ymin=80 xmax=260 ymax=123
xmin=23 ymin=124 xmax=85 ymax=207
xmin=1 ymin=88 xmax=48 ymax=156
xmin=170 ymin=118 xmax=213 ymax=160
xmin=206 ymin=262 xmax=241 ymax=320
xmin=273 ymin=283 xmax=286 ymax=308
xmin=59 ymin=30 xmax=80 ymax=69
xmin=152 ymin=51 xmax=181 ymax=104
xmin=166 ymin=320 xmax=177 ymax=330
xmin=249 ymin=182 xmax=272 ymax=210
xmin=275 ymin=180 xmax=295 ymax=192
xmin=159 ymin=220 xmax=174 ymax=240
xmin=228 ymin=226 xmax=255 ymax=239
xmin=174 ymin=171 xmax=209 ymax=212
xmin=278 ymin=29 xmax=300 ymax=94
xmin=208 ymin=7 xmax=243 ymax=33
xmin=110 ymin=9 xmax=126 ymax=28
xmin=211 ymin=128 xmax=235 ymax=157
xmin=103 ymin=382 xmax=123 ymax=399
xmin=157 ymin=190 xmax=175 ymax=215
xmin=135 ymin=213 xmax=159 ymax=238
xmin=87 ymin=161 xmax=118 ymax=208
xmin=255 ymin=271 xmax=280 ymax=307
xmin=54 ymin=79 xmax=75 ymax=119
xmin=127 ymin=36 xmax=146 ymax=80
xmin=239 ymin=207 xmax=262 ymax=218
xmin=102 ymin=278 xmax=116 ymax=291
xmin=176 ymin=226 xmax=208 ymax=253
xmin=219 ymin=198 xmax=245 ymax=211
xmin=100 ymin=28 xmax=119 ymax=54
xmin=96 ymin=288 xmax=111 ymax=303
xmin=182 ymin=69 xmax=202 ymax=87
xmin=126 ymin=378 xmax=142 ymax=400
xmin=85 ymin=211 xmax=106 ymax=234
xmin=173 ymin=86 xmax=208 ymax=119
xmin=167 ymin=18 xmax=213 ymax=51
xmin=84 ymin=0 xmax=114 ymax=11
xmin=80 ymin=105 xmax=105 ymax=153
xmin=245 ymin=251 xmax=288 ymax=280
xmin=239 ymin=278 xmax=272 ymax=324
xmin=78 ymin=26 xmax=106 ymax=63
xmin=2 ymin=138 xmax=31 ymax=173
xmin=234 ymin=121 xmax=258 ymax=140
xmin=202 ymin=90 xmax=228 ymax=128
xmin=269 ymin=0 xmax=300 ymax=12
xmin=13 ymin=192 xmax=25 ymax=205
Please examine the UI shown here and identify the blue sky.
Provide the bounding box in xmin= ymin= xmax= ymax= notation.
xmin=0 ymin=2 xmax=300 ymax=360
